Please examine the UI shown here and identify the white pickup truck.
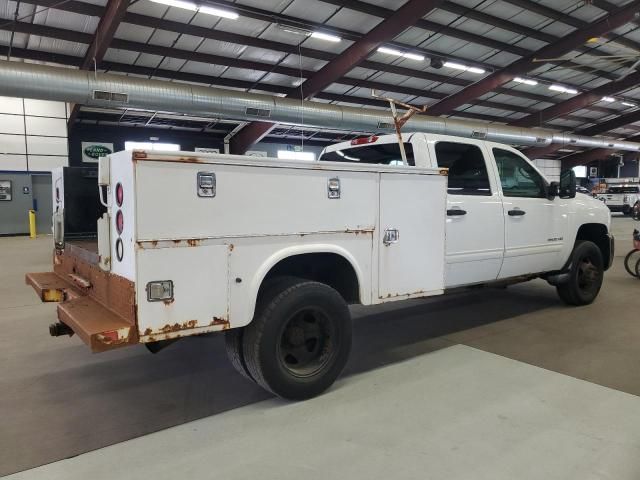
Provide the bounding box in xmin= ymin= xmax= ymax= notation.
xmin=27 ymin=132 xmax=613 ymax=400
xmin=596 ymin=184 xmax=640 ymax=215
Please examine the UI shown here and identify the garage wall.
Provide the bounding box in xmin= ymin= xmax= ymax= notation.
xmin=0 ymin=97 xmax=69 ymax=172
xmin=532 ymin=158 xmax=561 ymax=182
xmin=68 ymin=124 xmax=324 ymax=165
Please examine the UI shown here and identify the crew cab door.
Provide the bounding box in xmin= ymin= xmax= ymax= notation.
xmin=430 ymin=140 xmax=505 ymax=287
xmin=491 ymin=147 xmax=568 ymax=278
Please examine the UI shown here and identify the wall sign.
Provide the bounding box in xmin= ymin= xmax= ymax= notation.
xmin=589 ymin=166 xmax=598 ymax=178
xmin=82 ymin=142 xmax=114 ymax=163
xmin=0 ymin=180 xmax=12 ymax=201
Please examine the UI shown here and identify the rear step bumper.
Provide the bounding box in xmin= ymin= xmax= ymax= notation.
xmin=26 ymin=271 xmax=138 ymax=352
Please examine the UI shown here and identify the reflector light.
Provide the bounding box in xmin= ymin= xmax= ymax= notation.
xmin=115 ymin=182 xmax=123 ymax=206
xmin=350 ymin=136 xmax=379 ymax=146
xmin=99 ymin=330 xmax=120 ymax=342
xmin=116 ymin=238 xmax=124 ymax=262
xmin=116 ymin=210 xmax=124 ymax=235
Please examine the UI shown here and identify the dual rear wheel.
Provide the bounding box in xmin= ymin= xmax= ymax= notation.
xmin=225 ymin=277 xmax=352 ymax=400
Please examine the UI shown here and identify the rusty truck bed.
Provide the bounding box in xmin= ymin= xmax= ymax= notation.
xmin=26 ymin=242 xmax=138 ymax=352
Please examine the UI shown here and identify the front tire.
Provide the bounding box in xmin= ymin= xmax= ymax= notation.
xmin=242 ymin=279 xmax=352 ymax=400
xmin=556 ymin=241 xmax=604 ymax=306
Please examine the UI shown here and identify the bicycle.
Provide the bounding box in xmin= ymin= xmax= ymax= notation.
xmin=623 ymin=229 xmax=640 ymax=277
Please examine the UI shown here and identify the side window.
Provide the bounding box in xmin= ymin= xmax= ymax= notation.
xmin=493 ymin=148 xmax=547 ymax=198
xmin=435 ymin=142 xmax=491 ymax=196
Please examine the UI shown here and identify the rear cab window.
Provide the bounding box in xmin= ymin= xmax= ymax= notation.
xmin=434 ymin=141 xmax=492 ymax=196
xmin=319 ymin=142 xmax=415 ymax=166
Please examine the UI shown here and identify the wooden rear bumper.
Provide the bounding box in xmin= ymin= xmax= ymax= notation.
xmin=26 ymin=249 xmax=138 ymax=353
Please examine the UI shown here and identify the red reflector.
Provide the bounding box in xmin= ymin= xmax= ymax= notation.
xmin=350 ymin=136 xmax=379 ymax=146
xmin=115 ymin=182 xmax=123 ymax=207
xmin=100 ymin=330 xmax=120 ymax=342
xmin=116 ymin=210 xmax=124 ymax=235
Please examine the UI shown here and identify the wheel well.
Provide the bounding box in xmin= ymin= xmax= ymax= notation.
xmin=260 ymin=253 xmax=360 ymax=304
xmin=576 ymin=223 xmax=611 ymax=270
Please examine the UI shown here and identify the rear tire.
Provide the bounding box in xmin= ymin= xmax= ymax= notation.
xmin=242 ymin=278 xmax=352 ymax=400
xmin=224 ymin=328 xmax=254 ymax=382
xmin=556 ymin=241 xmax=604 ymax=306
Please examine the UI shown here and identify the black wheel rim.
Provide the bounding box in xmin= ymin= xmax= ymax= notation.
xmin=577 ymin=256 xmax=600 ymax=293
xmin=277 ymin=307 xmax=336 ymax=378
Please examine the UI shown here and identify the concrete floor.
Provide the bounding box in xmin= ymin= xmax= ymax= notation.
xmin=7 ymin=345 xmax=640 ymax=480
xmin=1 ymin=216 xmax=639 ymax=477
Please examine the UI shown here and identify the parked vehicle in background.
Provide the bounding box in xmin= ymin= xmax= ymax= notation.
xmin=26 ymin=133 xmax=614 ymax=400
xmin=596 ymin=184 xmax=640 ymax=215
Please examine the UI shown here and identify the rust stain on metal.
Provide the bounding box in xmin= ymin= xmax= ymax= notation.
xmin=439 ymin=168 xmax=449 ymax=176
xmin=210 ymin=317 xmax=230 ymax=330
xmin=159 ymin=319 xmax=198 ymax=333
xmin=173 ymin=239 xmax=181 ymax=244
xmin=187 ymin=239 xmax=199 ymax=247
xmin=151 ymin=240 xmax=158 ymax=247
xmin=228 ymin=244 xmax=234 ymax=251
xmin=144 ymin=328 xmax=152 ymax=336
xmin=162 ymin=297 xmax=175 ymax=306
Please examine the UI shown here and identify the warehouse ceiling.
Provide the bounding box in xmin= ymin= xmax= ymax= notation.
xmin=1 ymin=0 xmax=640 ymax=163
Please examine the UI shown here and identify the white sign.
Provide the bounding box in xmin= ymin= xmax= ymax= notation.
xmin=195 ymin=147 xmax=220 ymax=154
xmin=82 ymin=142 xmax=114 ymax=163
xmin=589 ymin=167 xmax=598 ymax=178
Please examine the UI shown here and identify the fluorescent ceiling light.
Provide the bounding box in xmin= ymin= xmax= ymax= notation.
xmin=513 ymin=76 xmax=538 ymax=86
xmin=443 ymin=61 xmax=466 ymax=71
xmin=377 ymin=47 xmax=424 ymax=61
xmin=443 ymin=61 xmax=484 ymax=74
xmin=548 ymin=84 xmax=578 ymax=95
xmin=403 ymin=52 xmax=425 ymax=61
xmin=310 ymin=31 xmax=341 ymax=42
xmin=601 ymin=96 xmax=615 ymax=103
xmin=277 ymin=150 xmax=316 ymax=161
xmin=622 ymin=101 xmax=637 ymax=107
xmin=149 ymin=0 xmax=238 ymax=19
xmin=198 ymin=5 xmax=239 ymax=19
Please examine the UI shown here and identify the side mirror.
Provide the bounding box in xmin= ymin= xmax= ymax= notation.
xmin=559 ymin=170 xmax=577 ymax=199
xmin=547 ymin=181 xmax=560 ymax=200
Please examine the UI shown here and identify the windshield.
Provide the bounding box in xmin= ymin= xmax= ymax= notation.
xmin=607 ymin=186 xmax=639 ymax=194
xmin=319 ymin=143 xmax=415 ymax=166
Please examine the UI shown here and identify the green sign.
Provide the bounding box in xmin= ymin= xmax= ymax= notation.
xmin=83 ymin=144 xmax=113 ymax=159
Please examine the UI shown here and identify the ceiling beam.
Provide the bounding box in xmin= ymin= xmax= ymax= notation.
xmin=229 ymin=0 xmax=446 ymax=154
xmin=501 ymin=0 xmax=640 ymax=53
xmin=68 ymin=0 xmax=129 ymax=128
xmin=423 ymin=1 xmax=640 ymax=116
xmin=320 ymin=0 xmax=619 ymax=79
xmin=511 ymin=71 xmax=640 ymax=127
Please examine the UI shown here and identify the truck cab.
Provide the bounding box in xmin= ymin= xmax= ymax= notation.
xmin=320 ymin=132 xmax=613 ymax=288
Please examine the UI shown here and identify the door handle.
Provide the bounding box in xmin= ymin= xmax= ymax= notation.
xmin=508 ymin=209 xmax=526 ymax=216
xmin=447 ymin=209 xmax=467 ymax=216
